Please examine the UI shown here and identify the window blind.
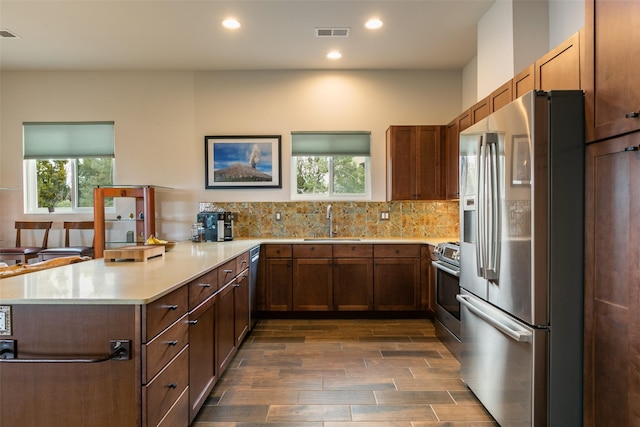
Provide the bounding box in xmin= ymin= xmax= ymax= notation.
xmin=23 ymin=122 xmax=115 ymax=159
xmin=291 ymin=131 xmax=370 ymax=156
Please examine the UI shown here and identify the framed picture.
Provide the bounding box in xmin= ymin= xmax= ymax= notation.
xmin=511 ymin=134 xmax=531 ymax=185
xmin=205 ymin=135 xmax=282 ymax=189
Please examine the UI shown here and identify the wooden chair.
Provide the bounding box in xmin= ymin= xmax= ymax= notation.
xmin=37 ymin=221 xmax=95 ymax=261
xmin=0 ymin=221 xmax=53 ymax=265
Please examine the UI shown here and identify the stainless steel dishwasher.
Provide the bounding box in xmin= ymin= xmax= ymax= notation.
xmin=249 ymin=246 xmax=260 ymax=330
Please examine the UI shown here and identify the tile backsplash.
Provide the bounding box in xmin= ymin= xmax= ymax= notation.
xmin=202 ymin=200 xmax=459 ymax=239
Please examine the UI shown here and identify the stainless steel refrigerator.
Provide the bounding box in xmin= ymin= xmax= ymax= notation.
xmin=457 ymin=90 xmax=584 ymax=426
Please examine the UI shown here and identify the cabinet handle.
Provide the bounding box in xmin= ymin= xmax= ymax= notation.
xmin=167 ymin=383 xmax=178 ymax=389
xmin=166 ymin=340 xmax=179 ymax=346
xmin=624 ymin=146 xmax=639 ymax=151
xmin=625 ymin=111 xmax=639 ymax=118
xmin=224 ymin=269 xmax=233 ymax=274
xmin=165 ymin=305 xmax=178 ymax=310
xmin=188 ymin=320 xmax=198 ymax=325
xmin=198 ymin=283 xmax=211 ymax=288
xmin=241 ymin=260 xmax=247 ymax=265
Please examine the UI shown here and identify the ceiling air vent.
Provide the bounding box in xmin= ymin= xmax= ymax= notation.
xmin=0 ymin=29 xmax=20 ymax=39
xmin=315 ymin=27 xmax=350 ymax=37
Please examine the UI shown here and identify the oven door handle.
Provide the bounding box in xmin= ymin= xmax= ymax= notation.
xmin=456 ymin=294 xmax=532 ymax=342
xmin=431 ymin=261 xmax=460 ymax=277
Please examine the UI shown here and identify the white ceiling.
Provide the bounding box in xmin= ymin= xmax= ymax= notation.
xmin=0 ymin=0 xmax=495 ymax=71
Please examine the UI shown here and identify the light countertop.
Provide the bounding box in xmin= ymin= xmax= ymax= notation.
xmin=0 ymin=237 xmax=456 ymax=305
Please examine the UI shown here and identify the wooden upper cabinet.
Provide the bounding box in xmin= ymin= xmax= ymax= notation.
xmin=514 ymin=64 xmax=535 ymax=99
xmin=535 ymin=30 xmax=582 ymax=91
xmin=445 ymin=119 xmax=459 ymax=200
xmin=585 ymin=0 xmax=640 ymax=142
xmin=489 ymin=79 xmax=514 ymax=113
xmin=457 ymin=109 xmax=472 ymax=132
xmin=386 ymin=125 xmax=444 ymax=200
xmin=471 ymin=96 xmax=490 ymax=124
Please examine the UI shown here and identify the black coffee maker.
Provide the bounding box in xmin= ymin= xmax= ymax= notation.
xmin=197 ymin=212 xmax=235 ymax=241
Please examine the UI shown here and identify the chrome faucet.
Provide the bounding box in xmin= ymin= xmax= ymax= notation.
xmin=326 ymin=204 xmax=335 ymax=238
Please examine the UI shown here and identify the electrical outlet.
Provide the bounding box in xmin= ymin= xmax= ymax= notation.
xmin=0 ymin=306 xmax=11 ymax=336
xmin=380 ymin=212 xmax=390 ymax=220
xmin=275 ymin=212 xmax=282 ymax=221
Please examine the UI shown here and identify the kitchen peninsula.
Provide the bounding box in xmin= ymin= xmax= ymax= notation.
xmin=0 ymin=238 xmax=452 ymax=427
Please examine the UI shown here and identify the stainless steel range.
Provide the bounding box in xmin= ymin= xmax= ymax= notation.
xmin=431 ymin=241 xmax=461 ymax=358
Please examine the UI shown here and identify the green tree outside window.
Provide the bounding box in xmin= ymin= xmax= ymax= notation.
xmin=36 ymin=160 xmax=71 ymax=210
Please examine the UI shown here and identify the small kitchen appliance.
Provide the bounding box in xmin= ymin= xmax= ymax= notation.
xmin=197 ymin=212 xmax=235 ymax=241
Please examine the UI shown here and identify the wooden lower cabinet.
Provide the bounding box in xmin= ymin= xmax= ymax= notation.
xmin=373 ymin=245 xmax=421 ymax=311
xmin=373 ymin=258 xmax=421 ymax=310
xmin=333 ymin=258 xmax=374 ymax=311
xmin=216 ymin=282 xmax=237 ymax=375
xmin=261 ymin=243 xmax=426 ymax=314
xmin=584 ymin=133 xmax=640 ymax=426
xmin=234 ymin=268 xmax=250 ymax=343
xmin=188 ymin=295 xmax=216 ymax=423
xmin=0 ymin=250 xmax=254 ymax=427
xmin=264 ymin=244 xmax=293 ymax=311
xmin=143 ymin=345 xmax=189 ymax=427
xmin=293 ymin=244 xmax=333 ymax=311
xmin=333 ymin=244 xmax=374 ymax=311
xmin=0 ymin=304 xmax=140 ymax=427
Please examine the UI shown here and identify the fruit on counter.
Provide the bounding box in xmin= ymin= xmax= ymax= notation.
xmin=146 ymin=235 xmax=168 ymax=245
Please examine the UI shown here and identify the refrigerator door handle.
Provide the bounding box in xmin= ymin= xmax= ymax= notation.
xmin=456 ymin=294 xmax=532 ymax=342
xmin=485 ymin=134 xmax=501 ymax=280
xmin=476 ymin=136 xmax=486 ymax=278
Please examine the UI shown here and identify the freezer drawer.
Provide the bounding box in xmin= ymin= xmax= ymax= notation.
xmin=458 ymin=289 xmax=547 ymax=427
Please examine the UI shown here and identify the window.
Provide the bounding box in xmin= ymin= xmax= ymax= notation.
xmin=23 ymin=122 xmax=115 ymax=213
xmin=291 ymin=131 xmax=371 ymax=200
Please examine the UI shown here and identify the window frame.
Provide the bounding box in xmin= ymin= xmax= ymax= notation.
xmin=23 ymin=157 xmax=116 ymax=214
xmin=290 ymin=154 xmax=372 ymax=201
xmin=22 ymin=121 xmax=116 ymax=214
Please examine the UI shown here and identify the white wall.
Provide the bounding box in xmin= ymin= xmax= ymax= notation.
xmin=0 ymin=69 xmax=461 ymax=242
xmin=477 ymin=0 xmax=515 ymax=99
xmin=464 ymin=0 xmax=584 ymax=105
xmin=549 ymin=0 xmax=585 ymax=49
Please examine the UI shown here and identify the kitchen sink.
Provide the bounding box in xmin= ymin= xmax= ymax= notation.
xmin=303 ymin=238 xmax=361 ymax=241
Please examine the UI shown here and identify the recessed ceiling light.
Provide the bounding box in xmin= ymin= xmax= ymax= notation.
xmin=327 ymin=51 xmax=342 ymax=60
xmin=222 ymin=18 xmax=241 ymax=29
xmin=365 ymin=19 xmax=383 ymax=30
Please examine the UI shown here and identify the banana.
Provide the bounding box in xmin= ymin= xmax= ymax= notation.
xmin=146 ymin=235 xmax=168 ymax=245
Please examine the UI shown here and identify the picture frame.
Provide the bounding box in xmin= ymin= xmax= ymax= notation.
xmin=511 ymin=134 xmax=531 ymax=186
xmin=205 ymin=135 xmax=282 ymax=189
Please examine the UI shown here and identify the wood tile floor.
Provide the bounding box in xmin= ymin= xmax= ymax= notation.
xmin=192 ymin=318 xmax=498 ymax=426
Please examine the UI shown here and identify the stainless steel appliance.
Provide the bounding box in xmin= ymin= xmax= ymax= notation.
xmin=197 ymin=212 xmax=235 ymax=241
xmin=458 ymin=90 xmax=584 ymax=426
xmin=431 ymin=241 xmax=461 ymax=357
xmin=248 ymin=246 xmax=260 ymax=330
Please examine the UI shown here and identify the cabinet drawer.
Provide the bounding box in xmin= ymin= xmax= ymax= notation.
xmin=188 ymin=269 xmax=218 ymax=309
xmin=374 ymin=244 xmax=421 ymax=258
xmin=293 ymin=244 xmax=332 ymax=258
xmin=157 ymin=387 xmax=189 ymax=427
xmin=265 ymin=244 xmax=292 ymax=258
xmin=236 ymin=251 xmax=249 ymax=273
xmin=333 ymin=244 xmax=373 ymax=258
xmin=144 ymin=345 xmax=189 ymax=427
xmin=143 ymin=313 xmax=188 ymax=383
xmin=145 ymin=285 xmax=188 ymax=340
xmin=218 ymin=259 xmax=236 ymax=286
